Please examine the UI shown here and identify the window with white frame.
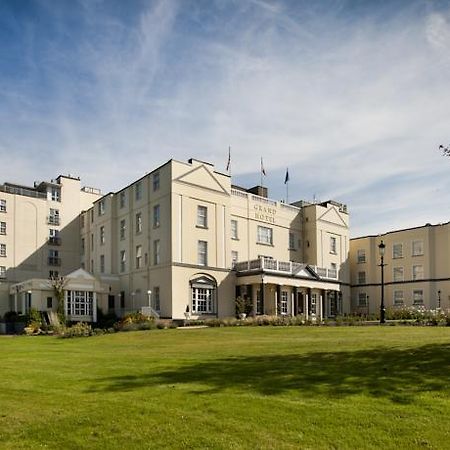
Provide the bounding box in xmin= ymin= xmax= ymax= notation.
xmin=197 ymin=205 xmax=207 ymax=228
xmin=153 ymin=240 xmax=160 ymax=265
xmin=257 ymin=226 xmax=273 ymax=245
xmin=120 ymin=250 xmax=126 ymax=272
xmin=358 ymin=292 xmax=367 ymax=307
xmin=49 ymin=208 xmax=60 ymax=225
xmin=330 ymin=236 xmax=337 ymax=254
xmin=231 ymin=251 xmax=238 ymax=268
xmin=135 ymin=182 xmax=142 ymax=201
xmin=136 ymin=212 xmax=142 ymax=234
xmin=66 ymin=290 xmax=93 ymax=316
xmin=0 ymin=221 xmax=6 ymax=235
xmin=0 ymin=266 xmax=5 ymax=278
xmin=98 ymin=199 xmax=105 ymax=215
xmin=357 ymin=249 xmax=366 ymax=263
xmin=153 ymin=204 xmax=160 ymax=228
xmin=100 ymin=226 xmax=105 ymax=245
xmin=136 ymin=245 xmax=142 ymax=269
xmin=412 ymin=240 xmax=424 ymax=256
xmin=192 ymin=287 xmax=215 ymax=314
xmin=100 ymin=255 xmax=105 ymax=273
xmin=153 ymin=286 xmax=160 ymax=311
xmin=289 ymin=233 xmax=295 ymax=250
xmin=358 ymin=271 xmax=366 ymax=284
xmin=0 ymin=199 xmax=6 ymax=212
xmin=412 ymin=264 xmax=424 ymax=280
xmin=120 ymin=219 xmax=126 ymax=240
xmin=1 ymin=243 xmax=7 ymax=257
xmin=198 ymin=240 xmax=207 ymax=266
xmin=49 ymin=228 xmax=60 ymax=244
xmin=49 ymin=270 xmax=59 ymax=279
xmin=231 ymin=220 xmax=238 ymax=239
xmin=153 ymin=172 xmax=160 ymax=191
xmin=310 ymin=293 xmax=317 ymax=314
xmin=393 ymin=290 xmax=404 ymax=306
xmin=393 ymin=266 xmax=404 ymax=282
xmin=280 ymin=291 xmax=288 ymax=315
xmin=119 ymin=191 xmax=126 ymax=208
xmin=393 ymin=243 xmax=403 ymax=259
xmin=413 ymin=290 xmax=424 ymax=305
xmin=51 ymin=187 xmax=61 ymax=202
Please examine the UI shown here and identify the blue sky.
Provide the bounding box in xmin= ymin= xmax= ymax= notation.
xmin=1 ymin=0 xmax=450 ymax=237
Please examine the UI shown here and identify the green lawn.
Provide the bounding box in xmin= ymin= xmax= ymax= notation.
xmin=0 ymin=327 xmax=449 ymax=449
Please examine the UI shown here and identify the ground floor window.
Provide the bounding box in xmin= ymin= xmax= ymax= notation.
xmin=413 ymin=290 xmax=423 ymax=306
xmin=394 ymin=290 xmax=404 ymax=306
xmin=256 ymin=289 xmax=263 ymax=315
xmin=67 ymin=290 xmax=93 ymax=316
xmin=358 ymin=292 xmax=367 ymax=307
xmin=280 ymin=290 xmax=288 ymax=315
xmin=192 ymin=287 xmax=215 ymax=314
xmin=310 ymin=293 xmax=317 ymax=315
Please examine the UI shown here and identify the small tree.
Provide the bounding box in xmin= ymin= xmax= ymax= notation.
xmin=51 ymin=275 xmax=67 ymax=323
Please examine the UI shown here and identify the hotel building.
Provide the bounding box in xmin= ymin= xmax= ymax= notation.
xmin=350 ymin=222 xmax=450 ymax=313
xmin=0 ymin=158 xmax=351 ymax=322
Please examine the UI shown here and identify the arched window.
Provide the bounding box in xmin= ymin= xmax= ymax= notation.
xmin=190 ymin=274 xmax=217 ymax=315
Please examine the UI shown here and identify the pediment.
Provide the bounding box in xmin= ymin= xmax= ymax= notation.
xmin=65 ymin=268 xmax=96 ymax=281
xmin=317 ymin=206 xmax=347 ymax=228
xmin=294 ymin=265 xmax=321 ymax=280
xmin=174 ymin=165 xmax=229 ymax=195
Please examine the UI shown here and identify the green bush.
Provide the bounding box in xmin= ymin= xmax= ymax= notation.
xmin=59 ymin=322 xmax=93 ymax=338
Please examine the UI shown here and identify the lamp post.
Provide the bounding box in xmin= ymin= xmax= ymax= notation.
xmin=147 ymin=290 xmax=152 ymax=308
xmin=437 ymin=290 xmax=441 ymax=310
xmin=27 ymin=290 xmax=32 ymax=313
xmin=378 ymin=240 xmax=386 ymax=324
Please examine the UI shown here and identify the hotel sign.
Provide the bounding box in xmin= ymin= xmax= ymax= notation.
xmin=254 ymin=204 xmax=276 ymax=224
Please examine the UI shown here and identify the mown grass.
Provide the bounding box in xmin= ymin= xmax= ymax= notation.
xmin=0 ymin=327 xmax=449 ymax=449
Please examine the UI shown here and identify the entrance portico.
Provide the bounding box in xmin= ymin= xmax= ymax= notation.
xmin=235 ymin=258 xmax=343 ymax=320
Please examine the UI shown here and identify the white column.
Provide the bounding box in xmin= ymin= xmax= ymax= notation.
xmin=14 ymin=292 xmax=18 ymax=312
xmin=319 ymin=294 xmax=323 ymax=321
xmin=305 ymin=293 xmax=309 ymax=320
xmin=93 ymin=293 xmax=97 ymax=322
xmin=291 ymin=291 xmax=295 ymax=317
xmin=64 ymin=291 xmax=68 ymax=317
xmin=22 ymin=293 xmax=26 ymax=314
xmin=274 ymin=288 xmax=278 ymax=316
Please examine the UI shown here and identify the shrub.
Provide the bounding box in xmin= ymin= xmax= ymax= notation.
xmin=59 ymin=322 xmax=93 ymax=338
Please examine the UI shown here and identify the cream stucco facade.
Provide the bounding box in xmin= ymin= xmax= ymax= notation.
xmin=1 ymin=158 xmax=351 ymax=322
xmin=79 ymin=158 xmax=350 ymax=321
xmin=0 ymin=176 xmax=101 ymax=317
xmin=350 ymin=222 xmax=450 ymax=313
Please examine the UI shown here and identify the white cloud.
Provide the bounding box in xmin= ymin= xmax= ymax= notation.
xmin=1 ymin=0 xmax=450 ymax=236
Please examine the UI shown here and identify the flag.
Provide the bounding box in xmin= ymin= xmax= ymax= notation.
xmin=261 ymin=157 xmax=266 ymax=176
xmin=284 ymin=168 xmax=289 ymax=184
xmin=226 ymin=146 xmax=231 ymax=171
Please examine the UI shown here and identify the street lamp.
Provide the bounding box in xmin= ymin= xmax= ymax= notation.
xmin=438 ymin=290 xmax=441 ymax=310
xmin=378 ymin=240 xmax=386 ymax=324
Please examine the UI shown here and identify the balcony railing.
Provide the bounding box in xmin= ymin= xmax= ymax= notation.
xmin=48 ymin=236 xmax=61 ymax=246
xmin=0 ymin=184 xmax=47 ymax=199
xmin=48 ymin=257 xmax=61 ymax=266
xmin=47 ymin=216 xmax=60 ymax=225
xmin=234 ymin=258 xmax=338 ymax=280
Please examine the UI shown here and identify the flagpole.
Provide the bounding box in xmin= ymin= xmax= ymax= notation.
xmin=260 ymin=158 xmax=263 ymax=187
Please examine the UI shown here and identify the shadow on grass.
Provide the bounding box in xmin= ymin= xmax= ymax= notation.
xmin=88 ymin=343 xmax=450 ymax=403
